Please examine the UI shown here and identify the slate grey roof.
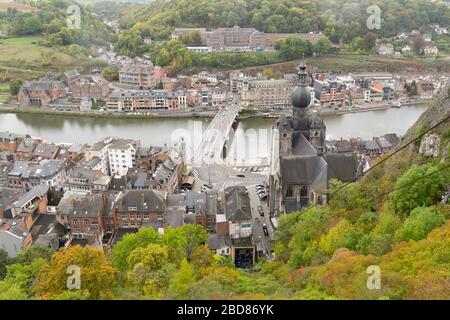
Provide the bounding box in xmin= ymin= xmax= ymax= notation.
xmin=186 ymin=191 xmax=206 ymax=211
xmin=66 ymin=167 xmax=97 ymax=183
xmin=224 ymin=186 xmax=252 ymax=222
xmin=365 ymin=140 xmax=381 ymax=151
xmin=376 ymin=137 xmax=392 ymax=149
xmin=16 ymin=138 xmax=36 ymax=153
xmin=14 ymin=184 xmax=49 ymax=208
xmin=383 ymin=133 xmax=400 ymax=147
xmin=9 ymin=161 xmax=29 ymax=177
xmin=34 ymin=143 xmax=59 ymax=158
xmin=292 ymin=133 xmax=317 ymax=156
xmin=115 ymin=189 xmax=166 ymax=213
xmin=58 ymin=193 xmax=103 ymax=218
xmin=207 ymin=234 xmax=232 ymax=250
xmin=280 ymin=155 xmax=327 ymax=185
xmin=0 ymin=187 xmax=22 ymax=211
xmin=323 ymin=153 xmax=358 ymax=183
xmin=68 ymin=144 xmax=85 ymax=153
xmin=131 ymin=172 xmax=150 ymax=188
xmin=164 ymin=195 xmax=185 ymax=228
xmin=30 ymin=213 xmax=65 ymax=241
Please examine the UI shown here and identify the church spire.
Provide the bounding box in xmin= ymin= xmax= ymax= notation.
xmin=298 ymin=54 xmax=307 ymax=85
xmin=292 ymin=54 xmax=311 ymax=111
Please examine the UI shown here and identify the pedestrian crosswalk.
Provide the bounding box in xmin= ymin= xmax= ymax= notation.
xmin=192 ymin=169 xmax=200 ymax=181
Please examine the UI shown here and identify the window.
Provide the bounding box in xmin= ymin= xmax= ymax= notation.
xmin=300 ymin=186 xmax=308 ymax=197
xmin=72 ymin=220 xmax=79 ymax=226
xmin=286 ymin=186 xmax=293 ymax=197
xmin=84 ymin=219 xmax=90 ymax=225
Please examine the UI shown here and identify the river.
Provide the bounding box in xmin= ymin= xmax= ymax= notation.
xmin=0 ymin=104 xmax=428 ymax=160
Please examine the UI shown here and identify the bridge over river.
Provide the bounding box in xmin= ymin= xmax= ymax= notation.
xmin=190 ymin=105 xmax=240 ymax=166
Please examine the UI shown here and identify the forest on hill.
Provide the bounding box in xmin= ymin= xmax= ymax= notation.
xmin=118 ymin=0 xmax=450 ymax=42
xmin=1 ymin=95 xmax=448 ymax=300
xmin=0 ymin=0 xmax=113 ymax=48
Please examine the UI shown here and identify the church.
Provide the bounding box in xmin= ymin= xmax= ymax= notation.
xmin=268 ymin=57 xmax=359 ymax=215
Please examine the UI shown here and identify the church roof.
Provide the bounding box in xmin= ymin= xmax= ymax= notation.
xmin=292 ymin=132 xmax=317 ymax=156
xmin=323 ymin=153 xmax=358 ymax=182
xmin=280 ymin=155 xmax=327 ymax=186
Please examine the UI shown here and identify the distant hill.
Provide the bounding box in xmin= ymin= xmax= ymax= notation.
xmin=119 ymin=0 xmax=450 ymax=41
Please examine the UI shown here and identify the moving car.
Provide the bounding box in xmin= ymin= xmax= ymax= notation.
xmin=258 ymin=205 xmax=264 ymax=216
xmin=236 ymin=174 xmax=245 ymax=178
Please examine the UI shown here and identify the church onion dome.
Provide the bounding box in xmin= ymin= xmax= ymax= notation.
xmin=292 ymin=54 xmax=311 ymax=109
xmin=292 ymin=86 xmax=311 ymax=109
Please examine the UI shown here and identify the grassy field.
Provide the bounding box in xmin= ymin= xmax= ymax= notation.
xmin=0 ymin=82 xmax=10 ymax=103
xmin=0 ymin=36 xmax=78 ymax=73
xmin=0 ymin=0 xmax=37 ymax=12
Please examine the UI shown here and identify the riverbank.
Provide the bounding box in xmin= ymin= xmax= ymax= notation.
xmin=0 ymin=99 xmax=431 ymax=120
xmin=316 ymin=100 xmax=431 ymax=116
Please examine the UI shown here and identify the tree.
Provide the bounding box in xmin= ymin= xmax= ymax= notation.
xmin=167 ymin=259 xmax=195 ymax=299
xmin=35 ymin=245 xmax=116 ymax=300
xmin=110 ymin=227 xmax=162 ymax=270
xmin=394 ymin=206 xmax=445 ymax=242
xmin=363 ymin=32 xmax=378 ymax=51
xmin=126 ymin=244 xmax=169 ymax=272
xmin=313 ymin=36 xmax=332 ymax=55
xmin=9 ymin=79 xmax=23 ymax=95
xmin=163 ymin=224 xmax=208 ymax=262
xmin=13 ymin=244 xmax=53 ymax=265
xmin=412 ymin=36 xmax=426 ymax=54
xmin=389 ymin=163 xmax=449 ymax=216
xmin=0 ymin=249 xmax=9 ymax=280
xmin=328 ymin=180 xmax=372 ymax=211
xmin=101 ymin=66 xmax=119 ymax=81
xmin=0 ymin=280 xmax=27 ymax=300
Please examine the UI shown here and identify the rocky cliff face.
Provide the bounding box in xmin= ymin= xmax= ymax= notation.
xmin=402 ymin=80 xmax=449 ymax=161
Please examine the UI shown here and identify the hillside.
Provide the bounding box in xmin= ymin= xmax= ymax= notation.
xmin=118 ymin=0 xmax=450 ymax=41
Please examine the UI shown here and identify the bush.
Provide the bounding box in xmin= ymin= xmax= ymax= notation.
xmin=394 ymin=207 xmax=446 ymax=242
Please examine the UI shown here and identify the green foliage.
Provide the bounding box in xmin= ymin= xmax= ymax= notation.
xmin=0 ymin=280 xmax=27 ymax=300
xmin=110 ymin=227 xmax=162 ymax=271
xmin=167 ymin=259 xmax=196 ymax=299
xmin=389 ymin=163 xmax=449 ymax=216
xmin=121 ymin=0 xmax=450 ymax=45
xmin=394 ymin=207 xmax=446 ymax=242
xmin=0 ymin=249 xmax=10 ymax=280
xmin=49 ymin=289 xmax=91 ymax=300
xmin=126 ymin=244 xmax=169 ymax=272
xmin=1 ymin=0 xmax=112 ymax=48
xmin=275 ymin=37 xmax=313 ymax=59
xmin=151 ymin=39 xmax=192 ymax=72
xmin=328 ymin=180 xmax=372 ymax=211
xmin=101 ymin=66 xmax=119 ymax=81
xmin=9 ymin=78 xmax=23 ymax=95
xmin=163 ymin=224 xmax=208 ymax=262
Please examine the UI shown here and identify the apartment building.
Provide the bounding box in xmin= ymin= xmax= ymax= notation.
xmin=69 ymin=75 xmax=110 ymax=98
xmin=106 ymin=90 xmax=187 ymax=112
xmin=172 ymin=25 xmax=322 ymax=51
xmin=241 ymin=79 xmax=294 ymax=109
xmin=119 ymin=63 xmax=156 ymax=88
xmin=107 ymin=139 xmax=139 ymax=177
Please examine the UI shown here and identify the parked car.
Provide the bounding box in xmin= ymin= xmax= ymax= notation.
xmin=262 ymin=223 xmax=269 ymax=236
